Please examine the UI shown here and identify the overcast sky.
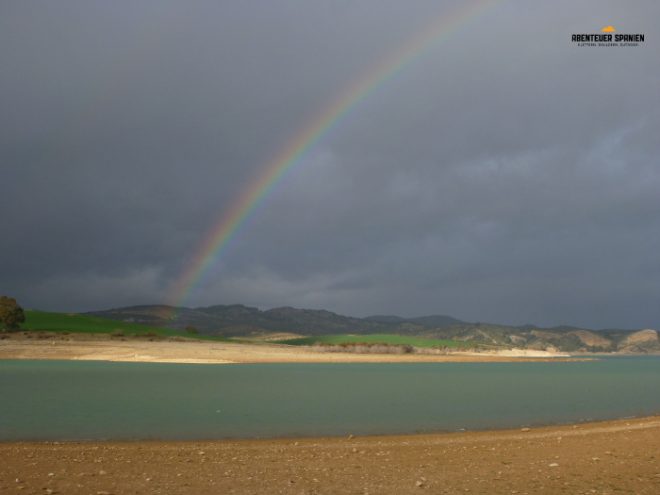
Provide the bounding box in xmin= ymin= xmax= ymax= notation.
xmin=1 ymin=1 xmax=658 ymax=329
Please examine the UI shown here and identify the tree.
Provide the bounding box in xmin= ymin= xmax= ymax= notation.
xmin=0 ymin=296 xmax=25 ymax=331
xmin=185 ymin=325 xmax=198 ymax=335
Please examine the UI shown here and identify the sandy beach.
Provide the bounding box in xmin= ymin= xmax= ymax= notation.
xmin=0 ymin=333 xmax=572 ymax=364
xmin=1 ymin=416 xmax=659 ymax=494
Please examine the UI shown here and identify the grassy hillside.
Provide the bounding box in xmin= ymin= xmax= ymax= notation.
xmin=277 ymin=334 xmax=472 ymax=349
xmin=22 ymin=311 xmax=226 ymax=341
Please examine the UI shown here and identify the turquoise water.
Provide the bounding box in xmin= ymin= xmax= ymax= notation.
xmin=1 ymin=357 xmax=659 ymax=440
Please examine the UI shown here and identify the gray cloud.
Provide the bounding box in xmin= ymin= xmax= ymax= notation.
xmin=2 ymin=0 xmax=659 ymax=329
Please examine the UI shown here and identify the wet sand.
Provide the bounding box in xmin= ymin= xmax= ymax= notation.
xmin=1 ymin=416 xmax=659 ymax=494
xmin=0 ymin=334 xmax=571 ymax=364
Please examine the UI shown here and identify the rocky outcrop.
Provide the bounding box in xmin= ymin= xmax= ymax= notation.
xmin=569 ymin=330 xmax=613 ymax=350
xmin=617 ymin=329 xmax=659 ymax=353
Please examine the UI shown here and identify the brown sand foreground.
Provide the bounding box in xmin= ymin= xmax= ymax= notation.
xmin=0 ymin=335 xmax=572 ymax=364
xmin=1 ymin=416 xmax=659 ymax=495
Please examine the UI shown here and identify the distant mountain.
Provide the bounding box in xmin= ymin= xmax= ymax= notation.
xmin=365 ymin=314 xmax=464 ymax=327
xmin=88 ymin=304 xmax=392 ymax=336
xmin=364 ymin=315 xmax=407 ymax=324
xmin=407 ymin=314 xmax=466 ymax=328
xmin=86 ymin=304 xmax=660 ymax=353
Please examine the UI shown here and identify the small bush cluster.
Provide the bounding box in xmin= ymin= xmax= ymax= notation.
xmin=414 ymin=346 xmax=461 ymax=355
xmin=0 ymin=296 xmax=25 ymax=331
xmin=311 ymin=342 xmax=414 ymax=354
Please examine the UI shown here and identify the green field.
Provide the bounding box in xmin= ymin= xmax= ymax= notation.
xmin=17 ymin=313 xmax=469 ymax=348
xmin=276 ymin=333 xmax=471 ymax=349
xmin=21 ymin=311 xmax=226 ymax=341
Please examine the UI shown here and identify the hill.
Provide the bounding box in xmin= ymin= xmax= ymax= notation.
xmin=18 ymin=310 xmax=225 ymax=341
xmin=86 ymin=304 xmax=660 ymax=353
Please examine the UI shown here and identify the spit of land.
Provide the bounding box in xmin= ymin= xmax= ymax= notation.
xmin=0 ymin=332 xmax=572 ymax=363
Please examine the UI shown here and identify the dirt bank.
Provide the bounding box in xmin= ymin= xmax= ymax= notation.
xmin=1 ymin=416 xmax=659 ymax=494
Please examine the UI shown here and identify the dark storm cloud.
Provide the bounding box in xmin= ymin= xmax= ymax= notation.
xmin=1 ymin=1 xmax=659 ymax=329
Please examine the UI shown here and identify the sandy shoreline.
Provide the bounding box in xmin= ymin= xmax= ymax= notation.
xmin=2 ymin=416 xmax=659 ymax=494
xmin=0 ymin=334 xmax=575 ymax=364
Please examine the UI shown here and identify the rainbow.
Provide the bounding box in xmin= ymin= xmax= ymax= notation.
xmin=167 ymin=0 xmax=498 ymax=310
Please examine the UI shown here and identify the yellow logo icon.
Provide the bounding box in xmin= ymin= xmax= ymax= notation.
xmin=601 ymin=26 xmax=616 ymax=33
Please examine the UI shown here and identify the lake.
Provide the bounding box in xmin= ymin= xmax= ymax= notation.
xmin=1 ymin=357 xmax=659 ymax=440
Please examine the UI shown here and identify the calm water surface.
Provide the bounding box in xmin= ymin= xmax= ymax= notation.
xmin=1 ymin=357 xmax=659 ymax=440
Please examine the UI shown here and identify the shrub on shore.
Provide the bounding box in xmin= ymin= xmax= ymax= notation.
xmin=311 ymin=342 xmax=415 ymax=354
xmin=309 ymin=342 xmax=472 ymax=355
xmin=0 ymin=296 xmax=25 ymax=331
